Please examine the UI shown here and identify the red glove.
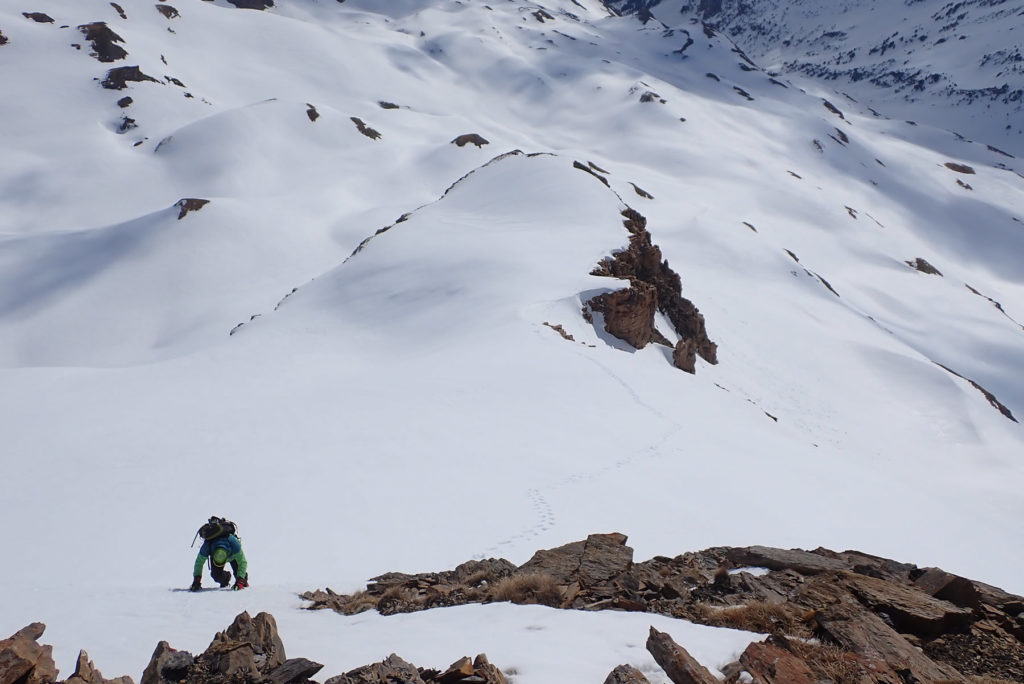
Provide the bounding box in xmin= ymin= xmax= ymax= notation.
xmin=232 ymin=575 xmax=249 ymax=591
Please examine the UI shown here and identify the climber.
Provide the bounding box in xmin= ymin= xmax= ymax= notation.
xmin=190 ymin=516 xmax=248 ymax=591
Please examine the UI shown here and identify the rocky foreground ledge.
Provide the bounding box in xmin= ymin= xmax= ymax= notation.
xmin=4 ymin=535 xmax=1023 ymax=684
xmin=302 ymin=533 xmax=1024 ymax=683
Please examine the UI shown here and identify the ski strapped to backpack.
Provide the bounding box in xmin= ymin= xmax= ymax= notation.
xmin=191 ymin=516 xmax=239 ymax=547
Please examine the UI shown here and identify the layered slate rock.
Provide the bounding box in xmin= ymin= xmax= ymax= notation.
xmin=303 ymin=534 xmax=1024 ymax=682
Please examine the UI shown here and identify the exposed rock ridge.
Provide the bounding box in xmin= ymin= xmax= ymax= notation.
xmin=302 ymin=533 xmax=1024 ymax=682
xmin=587 ymin=208 xmax=718 ymax=373
xmin=1 ymin=611 xmax=508 ymax=684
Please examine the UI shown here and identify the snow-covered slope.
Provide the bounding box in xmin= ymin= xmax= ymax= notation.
xmin=610 ymin=0 xmax=1024 ymax=157
xmin=1 ymin=0 xmax=1023 ymax=681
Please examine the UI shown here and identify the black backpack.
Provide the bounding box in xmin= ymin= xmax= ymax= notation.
xmin=193 ymin=516 xmax=238 ymax=546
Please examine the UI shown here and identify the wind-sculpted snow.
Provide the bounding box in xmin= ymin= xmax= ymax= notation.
xmin=0 ymin=0 xmax=1023 ymax=681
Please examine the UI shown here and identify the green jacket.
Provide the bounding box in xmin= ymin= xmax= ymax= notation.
xmin=194 ymin=534 xmax=247 ymax=579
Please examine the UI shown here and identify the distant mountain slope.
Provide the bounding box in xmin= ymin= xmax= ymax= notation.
xmin=605 ymin=0 xmax=1024 ymax=156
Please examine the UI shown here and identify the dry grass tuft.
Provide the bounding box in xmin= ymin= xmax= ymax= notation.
xmin=342 ymin=590 xmax=379 ymax=615
xmin=380 ymin=585 xmax=420 ymax=602
xmin=490 ymin=573 xmax=563 ymax=607
xmin=693 ymin=601 xmax=794 ymax=634
xmin=787 ymin=639 xmax=870 ymax=683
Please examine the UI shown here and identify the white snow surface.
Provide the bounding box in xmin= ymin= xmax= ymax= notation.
xmin=1 ymin=0 xmax=1023 ymax=681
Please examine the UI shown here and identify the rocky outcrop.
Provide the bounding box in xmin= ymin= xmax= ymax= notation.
xmin=101 ymin=66 xmax=159 ymax=90
xmin=303 ymin=534 xmax=1024 ymax=682
xmin=906 ymin=257 xmax=942 ymax=275
xmin=325 ymin=653 xmax=506 ymax=684
xmin=77 ymin=22 xmax=127 ymax=63
xmin=0 ymin=623 xmax=130 ymax=684
xmin=2 ymin=612 xmax=513 ymax=684
xmin=175 ymin=198 xmax=209 ymax=219
xmin=350 ymin=117 xmax=380 ymax=140
xmin=451 ymin=134 xmax=489 ymax=148
xmin=587 ymin=209 xmax=717 ymax=373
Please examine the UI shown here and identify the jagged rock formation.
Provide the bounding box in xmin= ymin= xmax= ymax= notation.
xmin=2 ymin=611 xmax=511 ymax=684
xmin=587 ymin=209 xmax=718 ymax=373
xmin=303 ymin=533 xmax=1024 ymax=682
xmin=0 ymin=623 xmax=126 ymax=684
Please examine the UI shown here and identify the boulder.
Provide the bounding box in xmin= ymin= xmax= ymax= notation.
xmin=222 ymin=612 xmax=287 ymax=670
xmin=265 ymin=658 xmax=323 ymax=684
xmin=451 ymin=134 xmax=489 ymax=148
xmin=517 ymin=533 xmax=632 ymax=588
xmin=0 ymin=623 xmax=57 ymax=684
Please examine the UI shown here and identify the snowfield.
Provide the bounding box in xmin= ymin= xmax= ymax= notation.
xmin=1 ymin=0 xmax=1022 ymax=682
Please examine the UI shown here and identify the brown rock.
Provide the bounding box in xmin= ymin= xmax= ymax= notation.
xmin=944 ymin=162 xmax=976 ymax=174
xmin=603 ymin=664 xmax=651 ymax=684
xmin=101 ymin=66 xmax=159 ymax=90
xmin=24 ymin=645 xmax=58 ymax=684
xmin=200 ymin=639 xmax=256 ymax=678
xmin=737 ymin=639 xmax=816 ymax=684
xmin=22 ymin=12 xmax=55 ymax=23
xmin=588 ymin=283 xmax=660 ymax=349
xmin=438 ymin=656 xmax=474 ymax=683
xmin=725 ymin=546 xmax=851 ymax=575
xmin=451 ymin=134 xmax=490 ymax=148
xmin=350 ymin=117 xmax=381 ymax=140
xmin=813 ymin=602 xmax=964 ymax=682
xmin=841 ymin=572 xmax=973 ymax=638
xmin=672 ymin=339 xmax=697 ymax=373
xmin=470 ymin=655 xmax=506 ymax=684
xmin=266 ymin=658 xmax=323 ymax=684
xmin=223 ymin=612 xmax=287 ymax=670
xmin=518 ymin=533 xmax=632 ymax=588
xmin=646 ymin=627 xmax=719 ymax=684
xmin=0 ymin=624 xmax=54 ymax=684
xmin=140 ymin=642 xmax=193 ymax=684
xmin=77 ymin=22 xmax=127 ymax=62
xmin=590 ymin=208 xmax=717 ymax=368
xmin=155 ymin=5 xmax=179 ymax=19
xmin=324 ymin=653 xmax=426 ymax=684
xmin=175 ymin=198 xmax=210 ymax=220
xmin=906 ymin=257 xmax=942 ymax=276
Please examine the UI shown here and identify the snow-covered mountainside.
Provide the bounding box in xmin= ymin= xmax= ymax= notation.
xmin=607 ymin=0 xmax=1024 ymax=157
xmin=1 ymin=0 xmax=1023 ymax=681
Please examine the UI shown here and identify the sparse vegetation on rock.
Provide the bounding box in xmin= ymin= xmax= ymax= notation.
xmin=303 ymin=533 xmax=1024 ymax=683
